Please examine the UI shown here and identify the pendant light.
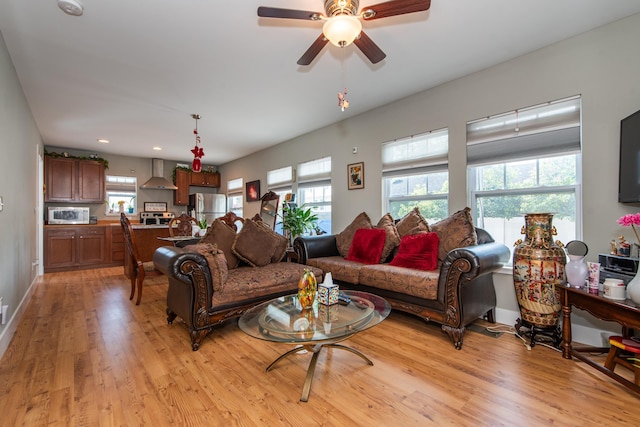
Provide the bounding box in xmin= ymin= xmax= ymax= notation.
xmin=190 ymin=114 xmax=205 ymax=173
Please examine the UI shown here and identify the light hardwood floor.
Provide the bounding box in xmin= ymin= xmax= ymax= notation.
xmin=0 ymin=267 xmax=638 ymax=426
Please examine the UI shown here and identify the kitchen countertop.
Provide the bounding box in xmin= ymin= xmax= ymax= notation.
xmin=45 ymin=222 xmax=170 ymax=229
xmin=131 ymin=224 xmax=170 ymax=229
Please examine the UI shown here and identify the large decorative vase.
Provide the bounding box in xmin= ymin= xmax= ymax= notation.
xmin=297 ymin=269 xmax=317 ymax=309
xmin=513 ymin=213 xmax=566 ymax=346
xmin=627 ymin=270 xmax=640 ymax=304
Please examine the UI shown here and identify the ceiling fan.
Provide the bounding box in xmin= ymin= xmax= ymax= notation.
xmin=257 ymin=0 xmax=431 ymax=65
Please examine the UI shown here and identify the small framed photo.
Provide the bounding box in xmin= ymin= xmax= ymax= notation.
xmin=347 ymin=162 xmax=364 ymax=190
xmin=246 ymin=180 xmax=261 ymax=202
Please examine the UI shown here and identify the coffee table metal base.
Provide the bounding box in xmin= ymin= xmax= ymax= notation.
xmin=266 ymin=343 xmax=373 ymax=402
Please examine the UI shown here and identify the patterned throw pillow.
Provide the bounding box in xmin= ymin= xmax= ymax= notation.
xmin=429 ymin=207 xmax=478 ymax=263
xmin=335 ymin=212 xmax=373 ymax=258
xmin=232 ymin=219 xmax=280 ymax=267
xmin=200 ymin=219 xmax=240 ymax=269
xmin=395 ymin=207 xmax=430 ymax=237
xmin=254 ymin=219 xmax=289 ymax=263
xmin=375 ymin=213 xmax=401 ymax=263
xmin=183 ymin=243 xmax=228 ymax=291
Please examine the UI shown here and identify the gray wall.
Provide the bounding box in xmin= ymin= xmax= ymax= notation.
xmin=219 ymin=14 xmax=640 ymax=343
xmin=0 ymin=30 xmax=41 ymax=349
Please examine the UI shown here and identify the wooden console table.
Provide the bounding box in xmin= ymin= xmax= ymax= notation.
xmin=559 ymin=284 xmax=640 ymax=393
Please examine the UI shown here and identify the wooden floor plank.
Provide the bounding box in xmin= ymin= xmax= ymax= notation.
xmin=1 ymin=266 xmax=639 ymax=426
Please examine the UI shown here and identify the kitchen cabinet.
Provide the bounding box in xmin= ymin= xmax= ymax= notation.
xmin=44 ymin=225 xmax=118 ymax=272
xmin=189 ymin=171 xmax=220 ymax=188
xmin=110 ymin=225 xmax=125 ymax=264
xmin=44 ymin=228 xmax=77 ymax=270
xmin=77 ymin=227 xmax=107 ymax=265
xmin=45 ymin=156 xmax=105 ymax=203
xmin=173 ymin=169 xmax=221 ymax=206
xmin=173 ymin=168 xmax=190 ymax=206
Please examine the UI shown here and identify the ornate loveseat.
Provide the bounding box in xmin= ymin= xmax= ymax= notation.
xmin=293 ymin=208 xmax=510 ymax=350
xmin=153 ymin=213 xmax=323 ymax=351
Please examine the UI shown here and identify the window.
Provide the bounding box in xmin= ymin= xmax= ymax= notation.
xmin=227 ymin=178 xmax=243 ymax=217
xmin=382 ymin=129 xmax=449 ymax=222
xmin=297 ymin=157 xmax=332 ymax=234
xmin=267 ymin=166 xmax=293 ymax=188
xmin=467 ymin=96 xmax=582 ymax=263
xmin=267 ymin=166 xmax=294 ymax=235
xmin=105 ymin=175 xmax=137 ymax=215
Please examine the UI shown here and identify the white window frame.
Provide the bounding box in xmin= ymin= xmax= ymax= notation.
xmin=267 ymin=166 xmax=293 ymax=188
xmin=467 ymin=96 xmax=582 ymax=266
xmin=227 ymin=178 xmax=243 ymax=217
xmin=382 ymin=129 xmax=449 ymax=221
xmin=105 ymin=175 xmax=137 ymax=215
xmin=297 ymin=157 xmax=332 ymax=234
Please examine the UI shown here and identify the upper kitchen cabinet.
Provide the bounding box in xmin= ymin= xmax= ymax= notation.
xmin=174 ymin=168 xmax=220 ymax=206
xmin=173 ymin=168 xmax=190 ymax=206
xmin=45 ymin=156 xmax=105 ymax=203
xmin=189 ymin=171 xmax=220 ymax=188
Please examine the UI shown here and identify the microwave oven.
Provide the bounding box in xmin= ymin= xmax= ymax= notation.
xmin=48 ymin=207 xmax=90 ymax=224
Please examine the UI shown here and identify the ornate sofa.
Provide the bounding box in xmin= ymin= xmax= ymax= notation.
xmin=293 ymin=208 xmax=510 ymax=350
xmin=153 ymin=212 xmax=323 ymax=351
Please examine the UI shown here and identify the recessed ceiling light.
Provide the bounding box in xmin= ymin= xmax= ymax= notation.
xmin=57 ymin=0 xmax=84 ymax=17
xmin=97 ymin=138 xmax=109 ymax=144
xmin=153 ymin=147 xmax=162 ymax=151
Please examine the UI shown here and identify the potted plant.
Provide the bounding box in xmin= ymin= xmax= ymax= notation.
xmin=279 ymin=203 xmax=319 ymax=247
xmin=127 ymin=196 xmax=136 ymax=213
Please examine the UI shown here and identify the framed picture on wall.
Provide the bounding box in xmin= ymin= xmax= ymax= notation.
xmin=347 ymin=162 xmax=364 ymax=190
xmin=246 ymin=180 xmax=261 ymax=202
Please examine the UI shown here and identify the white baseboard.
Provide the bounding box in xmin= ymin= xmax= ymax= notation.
xmin=0 ymin=275 xmax=40 ymax=359
xmin=494 ymin=308 xmax=616 ymax=348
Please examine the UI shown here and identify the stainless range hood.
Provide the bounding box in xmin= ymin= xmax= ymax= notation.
xmin=140 ymin=158 xmax=178 ymax=190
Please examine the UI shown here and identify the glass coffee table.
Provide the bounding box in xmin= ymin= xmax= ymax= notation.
xmin=238 ymin=290 xmax=391 ymax=402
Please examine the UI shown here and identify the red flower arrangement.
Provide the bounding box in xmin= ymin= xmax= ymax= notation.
xmin=617 ymin=213 xmax=640 ymax=244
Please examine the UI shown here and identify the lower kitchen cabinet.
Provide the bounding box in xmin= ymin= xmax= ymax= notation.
xmin=44 ymin=225 xmax=123 ymax=272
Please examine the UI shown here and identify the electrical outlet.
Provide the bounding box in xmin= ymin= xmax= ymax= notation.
xmin=0 ymin=195 xmax=4 ymax=212
xmin=1 ymin=304 xmax=7 ymax=325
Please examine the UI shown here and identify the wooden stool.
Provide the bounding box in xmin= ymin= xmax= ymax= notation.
xmin=604 ymin=336 xmax=640 ymax=386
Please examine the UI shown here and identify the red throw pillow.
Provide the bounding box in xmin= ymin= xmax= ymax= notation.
xmin=389 ymin=232 xmax=440 ymax=271
xmin=346 ymin=228 xmax=387 ymax=264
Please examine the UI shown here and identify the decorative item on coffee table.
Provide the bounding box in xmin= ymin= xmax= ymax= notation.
xmin=297 ymin=268 xmax=317 ymax=309
xmin=317 ymin=272 xmax=338 ymax=305
xmin=513 ymin=213 xmax=565 ymax=348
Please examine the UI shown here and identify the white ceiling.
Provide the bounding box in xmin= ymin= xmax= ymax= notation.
xmin=1 ymin=1 xmax=640 ymax=165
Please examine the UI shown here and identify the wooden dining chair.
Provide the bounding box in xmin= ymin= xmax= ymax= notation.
xmin=120 ymin=213 xmax=162 ymax=305
xmin=168 ymin=213 xmax=198 ymax=237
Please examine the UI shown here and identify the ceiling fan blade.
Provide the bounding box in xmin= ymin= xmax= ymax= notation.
xmin=297 ymin=34 xmax=329 ymax=66
xmin=354 ymin=31 xmax=386 ymax=64
xmin=257 ymin=6 xmax=322 ymax=21
xmin=361 ymin=0 xmax=431 ymax=21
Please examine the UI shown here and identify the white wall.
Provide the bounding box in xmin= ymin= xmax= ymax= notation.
xmin=0 ymin=30 xmax=42 ymax=355
xmin=219 ymin=14 xmax=640 ymax=345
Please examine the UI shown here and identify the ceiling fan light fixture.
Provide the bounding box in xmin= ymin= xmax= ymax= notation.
xmin=323 ymin=15 xmax=362 ymax=47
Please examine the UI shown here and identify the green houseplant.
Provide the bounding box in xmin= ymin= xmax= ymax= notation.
xmin=279 ymin=203 xmax=318 ymax=247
